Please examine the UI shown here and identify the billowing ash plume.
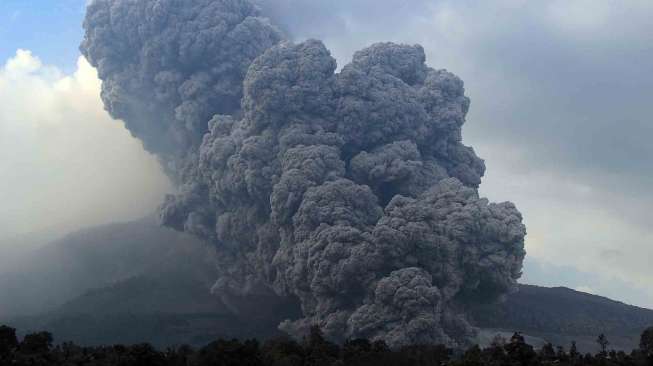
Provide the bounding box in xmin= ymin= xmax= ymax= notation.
xmin=80 ymin=0 xmax=283 ymax=174
xmin=81 ymin=0 xmax=526 ymax=348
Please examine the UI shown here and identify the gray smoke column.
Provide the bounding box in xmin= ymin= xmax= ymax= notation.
xmin=80 ymin=0 xmax=283 ymax=175
xmin=81 ymin=0 xmax=526 ymax=348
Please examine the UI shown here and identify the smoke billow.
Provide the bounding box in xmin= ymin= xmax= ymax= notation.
xmin=80 ymin=0 xmax=283 ymax=173
xmin=81 ymin=0 xmax=526 ymax=347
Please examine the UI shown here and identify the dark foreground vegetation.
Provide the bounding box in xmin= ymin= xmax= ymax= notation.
xmin=2 ymin=325 xmax=653 ymax=366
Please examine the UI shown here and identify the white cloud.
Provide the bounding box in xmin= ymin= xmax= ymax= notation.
xmin=0 ymin=50 xmax=171 ymax=242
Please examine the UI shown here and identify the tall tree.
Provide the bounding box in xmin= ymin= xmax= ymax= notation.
xmin=0 ymin=326 xmax=18 ymax=358
xmin=596 ymin=334 xmax=609 ymax=357
xmin=641 ymin=327 xmax=653 ymax=358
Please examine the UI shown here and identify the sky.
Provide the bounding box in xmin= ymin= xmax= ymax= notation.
xmin=0 ymin=0 xmax=651 ymax=308
xmin=0 ymin=0 xmax=171 ymax=242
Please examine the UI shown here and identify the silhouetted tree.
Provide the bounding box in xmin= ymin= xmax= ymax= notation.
xmin=262 ymin=336 xmax=304 ymax=366
xmin=641 ymin=326 xmax=653 ymax=359
xmin=20 ymin=331 xmax=53 ymax=354
xmin=505 ymin=332 xmax=536 ymax=366
xmin=371 ymin=340 xmax=390 ymax=353
xmin=460 ymin=344 xmax=483 ymax=366
xmin=195 ymin=339 xmax=262 ymax=366
xmin=303 ymin=326 xmax=339 ymax=366
xmin=400 ymin=344 xmax=451 ymax=366
xmin=164 ymin=344 xmax=195 ymax=366
xmin=596 ymin=334 xmax=609 ymax=357
xmin=0 ymin=325 xmax=18 ymax=358
xmin=491 ymin=334 xmax=507 ymax=348
xmin=540 ymin=342 xmax=556 ymax=361
xmin=510 ymin=332 xmax=525 ymax=344
xmin=569 ymin=341 xmax=580 ymax=360
xmin=56 ymin=341 xmax=85 ymax=365
xmin=3 ymin=323 xmax=653 ymax=366
xmin=126 ymin=343 xmax=167 ymax=366
xmin=342 ymin=338 xmax=372 ymax=365
xmin=486 ymin=335 xmax=507 ymax=364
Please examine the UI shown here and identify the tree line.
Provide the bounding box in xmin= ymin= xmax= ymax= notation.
xmin=1 ymin=324 xmax=652 ymax=366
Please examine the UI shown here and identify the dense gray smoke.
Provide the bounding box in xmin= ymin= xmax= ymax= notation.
xmin=80 ymin=0 xmax=283 ymax=174
xmin=81 ymin=0 xmax=526 ymax=347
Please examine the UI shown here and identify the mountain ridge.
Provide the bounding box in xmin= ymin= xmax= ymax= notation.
xmin=1 ymin=219 xmax=651 ymax=351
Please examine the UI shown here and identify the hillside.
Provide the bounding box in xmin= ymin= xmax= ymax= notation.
xmin=0 ymin=217 xmax=217 ymax=316
xmin=6 ymin=275 xmax=298 ymax=347
xmin=470 ymin=285 xmax=653 ymax=352
xmin=0 ymin=218 xmax=298 ymax=346
xmin=2 ymin=219 xmax=652 ymax=350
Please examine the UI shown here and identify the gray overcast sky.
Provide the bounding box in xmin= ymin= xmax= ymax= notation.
xmin=0 ymin=0 xmax=651 ymax=307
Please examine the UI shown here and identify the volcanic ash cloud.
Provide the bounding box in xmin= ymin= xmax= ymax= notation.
xmin=81 ymin=0 xmax=526 ymax=348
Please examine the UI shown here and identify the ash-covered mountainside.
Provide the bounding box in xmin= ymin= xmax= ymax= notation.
xmin=81 ymin=0 xmax=526 ymax=348
xmin=472 ymin=285 xmax=653 ymax=352
xmin=473 ymin=285 xmax=653 ymax=337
